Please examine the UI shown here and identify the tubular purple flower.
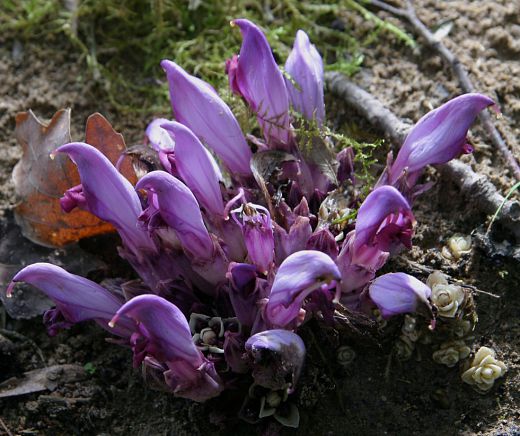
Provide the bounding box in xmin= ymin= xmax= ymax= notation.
xmin=232 ymin=203 xmax=274 ymax=273
xmin=160 ymin=121 xmax=224 ymax=216
xmin=7 ymin=263 xmax=133 ymax=337
xmin=265 ymin=250 xmax=341 ymax=328
xmin=227 ymin=262 xmax=269 ymax=328
xmin=230 ymin=19 xmax=291 ymax=146
xmin=353 ymin=186 xmax=415 ymax=259
xmin=245 ymin=329 xmax=305 ymax=392
xmin=57 ymin=142 xmax=155 ymax=254
xmin=285 ymin=30 xmax=325 ymax=124
xmin=388 ymin=93 xmax=495 ymax=185
xmin=160 ymin=60 xmax=252 ymax=176
xmin=368 ymin=272 xmax=432 ymax=318
xmin=136 ymin=171 xmax=214 ymax=261
xmin=110 ymin=295 xmax=223 ymax=401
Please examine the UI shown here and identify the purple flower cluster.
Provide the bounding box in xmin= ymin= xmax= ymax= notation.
xmin=7 ymin=19 xmax=494 ymax=422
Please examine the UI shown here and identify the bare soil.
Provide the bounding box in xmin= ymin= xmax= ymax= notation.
xmin=0 ymin=1 xmax=519 ymax=435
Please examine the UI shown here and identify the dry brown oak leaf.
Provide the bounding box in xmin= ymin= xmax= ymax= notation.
xmin=13 ymin=109 xmax=137 ymax=247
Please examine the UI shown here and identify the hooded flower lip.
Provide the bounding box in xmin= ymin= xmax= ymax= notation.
xmin=160 ymin=60 xmax=253 ymax=176
xmin=368 ymin=272 xmax=432 ymax=318
xmin=246 ymin=329 xmax=305 ymax=392
xmin=7 ymin=263 xmax=133 ymax=337
xmin=285 ymin=30 xmax=325 ymax=125
xmin=353 ymin=186 xmax=415 ymax=256
xmin=136 ymin=171 xmax=214 ymax=261
xmin=265 ymin=250 xmax=341 ymax=328
xmin=230 ymin=19 xmax=291 ymax=146
xmin=388 ymin=93 xmax=495 ymax=185
xmin=160 ymin=121 xmax=224 ymax=216
xmin=110 ymin=294 xmax=224 ymax=401
xmin=57 ymin=142 xmax=155 ymax=253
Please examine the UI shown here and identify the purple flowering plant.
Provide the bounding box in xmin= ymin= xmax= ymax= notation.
xmin=7 ymin=19 xmax=495 ymax=427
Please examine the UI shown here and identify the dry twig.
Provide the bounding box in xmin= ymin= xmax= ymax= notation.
xmin=324 ymin=72 xmax=520 ymax=241
xmin=0 ymin=417 xmax=13 ymax=436
xmin=369 ymin=0 xmax=520 ymax=180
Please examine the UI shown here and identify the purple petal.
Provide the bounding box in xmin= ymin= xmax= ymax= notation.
xmin=227 ymin=262 xmax=269 ymax=328
xmin=369 ymin=272 xmax=431 ymax=318
xmin=232 ymin=203 xmax=274 ymax=273
xmin=389 ymin=93 xmax=495 ymax=185
xmin=306 ymin=228 xmax=339 ymax=259
xmin=353 ymin=186 xmax=414 ymax=256
xmin=231 ymin=19 xmax=291 ymax=147
xmin=273 ymin=217 xmax=312 ymax=265
xmin=136 ymin=171 xmax=214 ymax=261
xmin=57 ymin=142 xmax=154 ymax=253
xmin=7 ymin=263 xmax=132 ymax=337
xmin=285 ymin=30 xmax=325 ymax=124
xmin=146 ymin=118 xmax=174 ymax=152
xmin=337 ymin=232 xmax=385 ymax=295
xmin=160 ymin=121 xmax=224 ymax=216
xmin=110 ymin=294 xmax=223 ymax=401
xmin=265 ymin=250 xmax=340 ymax=328
xmin=161 ymin=60 xmax=252 ymax=176
xmin=246 ymin=329 xmax=305 ymax=392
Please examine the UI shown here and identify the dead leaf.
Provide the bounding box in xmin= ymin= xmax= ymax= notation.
xmin=300 ymin=135 xmax=339 ymax=186
xmin=84 ymin=113 xmax=137 ymax=186
xmin=251 ymin=150 xmax=296 ymax=215
xmin=13 ymin=110 xmax=136 ymax=247
xmin=0 ymin=364 xmax=85 ymax=398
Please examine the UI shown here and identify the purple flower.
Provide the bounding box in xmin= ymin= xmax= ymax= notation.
xmin=337 ymin=186 xmax=414 ymax=297
xmin=136 ymin=171 xmax=214 ymax=260
xmin=57 ymin=142 xmax=155 ymax=255
xmin=368 ymin=272 xmax=431 ymax=318
xmin=160 ymin=121 xmax=224 ymax=216
xmin=273 ymin=217 xmax=312 ymax=265
xmin=306 ymin=228 xmax=338 ymax=259
xmin=353 ymin=186 xmax=414 ymax=259
xmin=285 ymin=30 xmax=325 ymax=125
xmin=227 ymin=262 xmax=269 ymax=329
xmin=146 ymin=118 xmax=174 ymax=153
xmin=161 ymin=60 xmax=252 ymax=176
xmin=387 ymin=93 xmax=495 ymax=186
xmin=265 ymin=250 xmax=340 ymax=328
xmin=110 ymin=294 xmax=223 ymax=401
xmin=246 ymin=329 xmax=305 ymax=392
xmin=232 ymin=203 xmax=274 ymax=273
xmin=7 ymin=263 xmax=133 ymax=337
xmin=230 ymin=19 xmax=291 ymax=147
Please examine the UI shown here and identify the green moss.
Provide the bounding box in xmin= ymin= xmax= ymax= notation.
xmin=1 ymin=0 xmax=414 ymax=115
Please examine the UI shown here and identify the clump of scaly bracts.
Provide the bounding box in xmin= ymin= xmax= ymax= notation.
xmin=7 ymin=19 xmax=497 ymax=427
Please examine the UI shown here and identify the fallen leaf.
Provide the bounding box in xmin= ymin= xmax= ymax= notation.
xmin=0 ymin=364 xmax=85 ymax=398
xmin=13 ymin=109 xmax=136 ymax=247
xmin=250 ymin=150 xmax=296 ymax=216
xmin=84 ymin=112 xmax=137 ymax=186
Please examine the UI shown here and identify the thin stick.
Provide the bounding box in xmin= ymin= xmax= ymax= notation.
xmin=324 ymin=72 xmax=520 ymax=241
xmin=0 ymin=417 xmax=13 ymax=436
xmin=368 ymin=0 xmax=520 ymax=180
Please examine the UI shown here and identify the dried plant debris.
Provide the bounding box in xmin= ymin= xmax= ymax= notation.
xmin=13 ymin=110 xmax=135 ymax=247
xmin=0 ymin=364 xmax=85 ymax=398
